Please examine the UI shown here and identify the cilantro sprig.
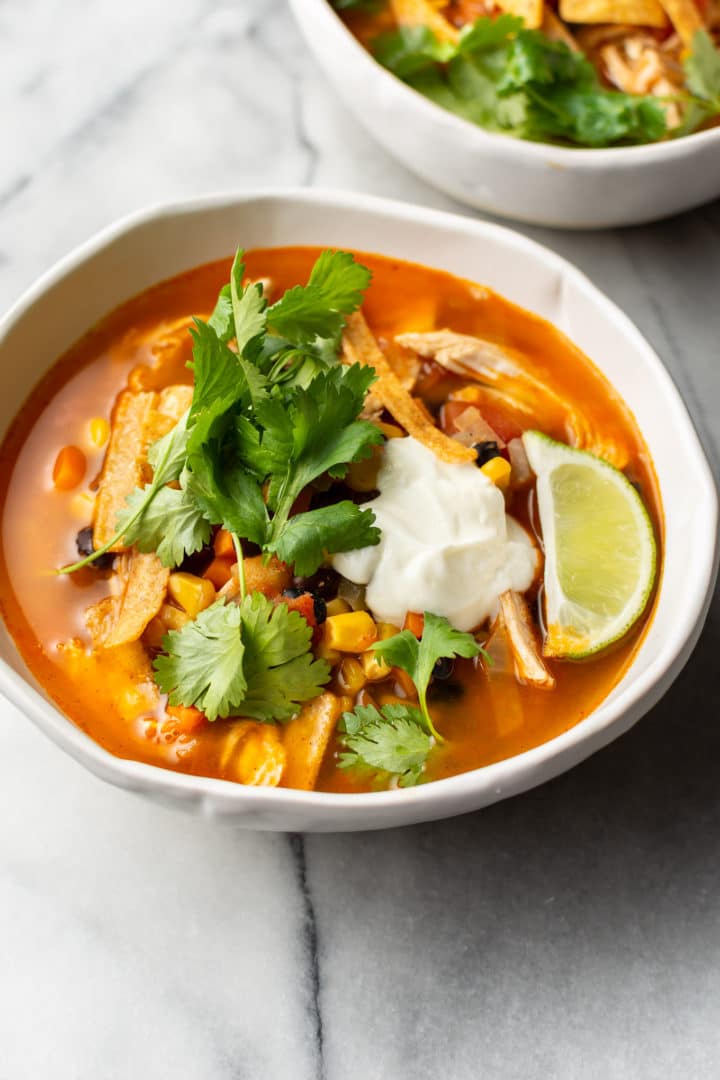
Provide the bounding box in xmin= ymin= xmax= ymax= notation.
xmin=155 ymin=594 xmax=330 ymax=722
xmin=60 ymin=247 xmax=381 ymax=578
xmin=338 ymin=704 xmax=433 ymax=787
xmin=370 ymin=611 xmax=485 ymax=740
xmin=371 ymin=15 xmax=673 ymax=147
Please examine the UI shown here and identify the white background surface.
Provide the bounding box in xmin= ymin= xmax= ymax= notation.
xmin=2 ymin=2 xmax=720 ymax=1077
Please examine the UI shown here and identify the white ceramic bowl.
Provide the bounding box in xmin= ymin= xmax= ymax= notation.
xmin=0 ymin=189 xmax=716 ymax=829
xmin=289 ymin=0 xmax=720 ymax=228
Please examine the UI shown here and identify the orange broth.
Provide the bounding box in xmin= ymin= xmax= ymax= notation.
xmin=0 ymin=248 xmax=662 ymax=792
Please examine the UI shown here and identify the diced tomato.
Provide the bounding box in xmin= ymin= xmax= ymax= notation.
xmin=472 ymin=402 xmax=525 ymax=443
xmin=213 ymin=528 xmax=235 ymax=559
xmin=403 ymin=611 xmax=425 ymax=638
xmin=281 ymin=592 xmax=317 ymax=627
xmin=440 ymin=400 xmax=474 ymax=435
xmin=204 ymin=558 xmax=234 ymax=589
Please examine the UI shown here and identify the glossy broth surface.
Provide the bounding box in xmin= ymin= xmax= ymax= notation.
xmin=0 ymin=248 xmax=661 ymax=791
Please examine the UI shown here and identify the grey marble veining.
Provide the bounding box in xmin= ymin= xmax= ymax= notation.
xmin=2 ymin=1 xmax=720 ymax=1077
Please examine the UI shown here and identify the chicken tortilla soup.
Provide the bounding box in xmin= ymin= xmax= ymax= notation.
xmin=0 ymin=247 xmax=661 ymax=793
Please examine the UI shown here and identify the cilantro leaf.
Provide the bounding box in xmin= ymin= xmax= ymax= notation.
xmin=267 ymin=250 xmax=372 ymax=346
xmin=186 ymin=442 xmax=269 ymax=547
xmin=338 ymin=703 xmax=433 ymax=787
xmin=373 ymin=16 xmax=670 ymax=147
xmin=117 ymin=481 xmax=211 ymax=568
xmin=229 ymin=249 xmax=268 ymax=357
xmin=147 ymin=409 xmax=191 ymax=487
xmin=207 ymin=284 xmax=234 ymax=342
xmin=371 ymin=612 xmax=483 ymax=740
xmin=153 ymin=594 xmax=330 ymax=723
xmin=155 ymin=602 xmax=247 ymax=721
xmin=270 ymin=501 xmax=380 ymax=577
xmin=684 ymin=30 xmax=720 ymax=109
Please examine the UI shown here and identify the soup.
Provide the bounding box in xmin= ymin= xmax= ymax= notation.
xmin=0 ymin=247 xmax=661 ymax=793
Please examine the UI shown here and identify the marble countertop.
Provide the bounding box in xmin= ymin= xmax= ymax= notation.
xmin=2 ymin=2 xmax=720 ymax=1077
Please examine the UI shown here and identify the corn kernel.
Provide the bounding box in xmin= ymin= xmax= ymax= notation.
xmin=159 ymin=603 xmax=191 ymax=632
xmin=376 ymin=421 xmax=404 ymax=439
xmin=69 ymin=492 xmax=96 ymax=520
xmin=450 ymin=386 xmax=483 ymax=404
xmin=88 ymin=417 xmax=110 ymax=448
xmin=315 ymin=637 xmax=342 ymax=665
xmin=346 ymin=448 xmax=381 ymax=492
xmin=481 ymin=455 xmax=512 ymax=491
xmin=336 ymin=657 xmax=367 ymax=696
xmin=324 ymin=611 xmax=378 ymax=653
xmin=361 ymin=650 xmax=391 ymax=682
xmin=377 ymin=621 xmax=401 ymax=641
xmin=168 ymin=572 xmax=216 ymax=618
xmin=326 ymin=597 xmax=352 ymax=617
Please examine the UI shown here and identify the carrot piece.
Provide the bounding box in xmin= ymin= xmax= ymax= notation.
xmin=52 ymin=446 xmax=87 ymax=491
xmin=213 ymin=529 xmax=235 ymax=559
xmin=166 ymin=704 xmax=208 ymax=734
xmin=241 ymin=555 xmax=292 ymax=598
xmin=403 ymin=611 xmax=425 ymax=638
xmin=204 ymin=557 xmax=234 ymax=589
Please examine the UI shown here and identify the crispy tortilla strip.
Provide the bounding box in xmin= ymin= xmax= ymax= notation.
xmin=281 ymin=692 xmax=351 ymax=791
xmin=389 ymin=0 xmax=460 ymax=41
xmin=143 ymin=384 xmax=194 ymax=444
xmin=560 ymin=0 xmax=669 ymax=27
xmin=93 ymin=385 xmax=193 ymax=551
xmin=93 ymin=391 xmax=157 ymax=551
xmin=57 ymin=638 xmax=159 ymax=721
xmin=343 ymin=313 xmax=476 ymax=464
xmin=499 ymin=591 xmax=556 ymax=689
xmin=497 ymin=0 xmax=544 ymax=30
xmin=542 ymin=7 xmax=581 ymax=47
xmin=86 ymin=551 xmax=169 ymax=649
xmin=659 ymin=0 xmax=704 ymax=44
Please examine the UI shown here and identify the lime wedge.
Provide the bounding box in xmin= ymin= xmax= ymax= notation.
xmin=522 ymin=430 xmax=657 ymax=659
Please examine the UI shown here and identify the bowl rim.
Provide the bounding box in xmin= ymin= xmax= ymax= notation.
xmin=295 ymin=0 xmax=720 ymax=164
xmin=0 ymin=186 xmax=717 ymax=816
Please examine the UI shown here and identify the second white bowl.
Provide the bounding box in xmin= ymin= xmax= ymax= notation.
xmin=290 ymin=0 xmax=720 ymax=229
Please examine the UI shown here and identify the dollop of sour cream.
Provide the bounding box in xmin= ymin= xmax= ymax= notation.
xmin=332 ymin=437 xmax=537 ymax=631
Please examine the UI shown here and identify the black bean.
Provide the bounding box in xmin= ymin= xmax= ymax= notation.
xmin=473 ymin=441 xmax=501 ymax=467
xmin=293 ymin=567 xmax=340 ymax=600
xmin=312 ymin=596 xmax=327 ymax=624
xmin=283 ymin=586 xmax=305 ymax=600
xmin=75 ymin=526 xmax=115 ymax=570
xmin=432 ymin=656 xmax=455 ymax=680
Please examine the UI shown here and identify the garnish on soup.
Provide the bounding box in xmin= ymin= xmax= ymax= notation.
xmin=0 ymin=246 xmax=661 ymax=793
xmin=332 ymin=0 xmax=720 ymax=147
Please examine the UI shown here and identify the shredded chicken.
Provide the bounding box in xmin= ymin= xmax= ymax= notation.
xmin=220 ymin=721 xmax=286 ymax=786
xmin=451 ymin=405 xmax=504 ymax=448
xmin=57 ymin=639 xmax=159 ymax=720
xmin=396 ymin=329 xmax=630 ymax=469
xmin=499 ymin=591 xmax=556 ymax=689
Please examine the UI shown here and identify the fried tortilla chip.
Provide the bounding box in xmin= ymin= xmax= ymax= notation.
xmin=281 ymin=693 xmax=351 ymax=791
xmin=559 ymin=0 xmax=669 ymax=28
xmin=389 ymin=0 xmax=460 ymax=41
xmin=496 ymin=0 xmax=545 ymax=30
xmin=86 ymin=551 xmax=169 ymax=649
xmin=93 ymin=384 xmax=193 ymax=551
xmin=343 ymin=313 xmax=476 ymax=464
xmin=542 ymin=7 xmax=581 ymax=48
xmin=659 ymin=0 xmax=704 ymax=44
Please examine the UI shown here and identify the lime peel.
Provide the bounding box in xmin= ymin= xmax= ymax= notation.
xmin=522 ymin=430 xmax=657 ymax=660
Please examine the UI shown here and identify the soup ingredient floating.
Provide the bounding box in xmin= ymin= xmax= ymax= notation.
xmin=334 ymin=1 xmax=720 ymax=147
xmin=0 ymin=243 xmax=662 ymax=794
xmin=523 ymin=430 xmax=657 ymax=658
